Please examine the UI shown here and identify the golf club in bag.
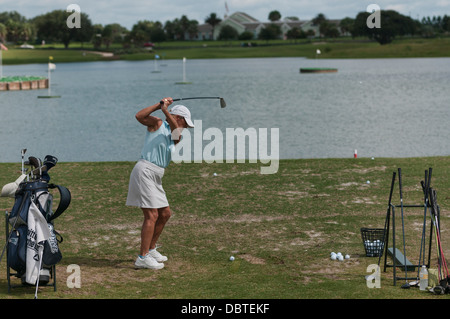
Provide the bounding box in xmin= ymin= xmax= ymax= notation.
xmin=1 ymin=154 xmax=71 ymax=298
xmin=417 ymin=169 xmax=432 ymax=281
xmin=428 ymin=187 xmax=449 ymax=294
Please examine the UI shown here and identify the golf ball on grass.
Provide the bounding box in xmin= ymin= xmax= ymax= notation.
xmin=330 ymin=251 xmax=350 ymax=261
xmin=229 ymin=256 xmax=235 ymax=261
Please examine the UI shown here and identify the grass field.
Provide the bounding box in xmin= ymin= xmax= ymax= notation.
xmin=0 ymin=156 xmax=449 ymax=300
xmin=1 ymin=37 xmax=450 ymax=65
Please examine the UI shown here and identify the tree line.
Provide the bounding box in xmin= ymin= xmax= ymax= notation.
xmin=0 ymin=9 xmax=449 ymax=49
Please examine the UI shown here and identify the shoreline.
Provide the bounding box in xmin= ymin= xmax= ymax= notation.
xmin=1 ymin=37 xmax=450 ymax=65
xmin=2 ymin=53 xmax=449 ymax=68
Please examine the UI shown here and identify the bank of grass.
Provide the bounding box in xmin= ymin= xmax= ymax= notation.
xmin=0 ymin=156 xmax=449 ymax=299
xmin=2 ymin=37 xmax=450 ymax=65
xmin=1 ymin=48 xmax=109 ymax=65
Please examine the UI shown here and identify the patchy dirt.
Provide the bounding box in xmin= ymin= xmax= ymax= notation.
xmin=343 ymin=166 xmax=387 ymax=174
xmin=239 ymin=254 xmax=266 ymax=265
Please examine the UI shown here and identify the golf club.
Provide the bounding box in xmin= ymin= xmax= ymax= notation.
xmin=21 ymin=149 xmax=27 ymax=181
xmin=34 ymin=245 xmax=45 ymax=299
xmin=429 ymin=188 xmax=449 ymax=284
xmin=398 ymin=168 xmax=410 ymax=289
xmin=417 ymin=168 xmax=431 ymax=280
xmin=24 ymin=160 xmax=34 ymax=180
xmin=27 ymin=157 xmax=45 ymax=180
xmin=379 ymin=171 xmax=396 ymax=268
xmin=430 ymin=190 xmax=443 ymax=282
xmin=160 ymin=97 xmax=227 ymax=108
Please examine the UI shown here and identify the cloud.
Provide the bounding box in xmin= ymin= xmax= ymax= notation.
xmin=437 ymin=0 xmax=450 ymax=7
xmin=385 ymin=4 xmax=409 ymax=12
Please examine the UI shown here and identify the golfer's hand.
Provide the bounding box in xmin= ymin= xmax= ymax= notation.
xmin=160 ymin=97 xmax=173 ymax=111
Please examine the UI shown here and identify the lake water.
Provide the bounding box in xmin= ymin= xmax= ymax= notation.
xmin=0 ymin=57 xmax=449 ymax=164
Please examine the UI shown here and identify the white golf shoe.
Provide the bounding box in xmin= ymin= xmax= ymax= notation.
xmin=134 ymin=254 xmax=164 ymax=269
xmin=148 ymin=248 xmax=168 ymax=263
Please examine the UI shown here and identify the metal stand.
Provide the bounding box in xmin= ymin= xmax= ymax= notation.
xmin=380 ymin=169 xmax=437 ymax=286
xmin=4 ymin=210 xmax=56 ymax=293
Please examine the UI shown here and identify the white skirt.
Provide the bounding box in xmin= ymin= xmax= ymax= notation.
xmin=126 ymin=159 xmax=169 ymax=208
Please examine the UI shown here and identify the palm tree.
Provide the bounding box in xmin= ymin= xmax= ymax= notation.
xmin=0 ymin=23 xmax=7 ymax=43
xmin=205 ymin=13 xmax=222 ymax=40
xmin=268 ymin=10 xmax=281 ymax=22
xmin=187 ymin=20 xmax=199 ymax=40
xmin=20 ymin=22 xmax=34 ymax=43
xmin=179 ymin=15 xmax=191 ymax=40
xmin=312 ymin=13 xmax=327 ymax=37
xmin=312 ymin=13 xmax=327 ymax=26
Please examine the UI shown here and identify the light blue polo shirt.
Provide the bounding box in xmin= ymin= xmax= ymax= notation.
xmin=140 ymin=121 xmax=175 ymax=168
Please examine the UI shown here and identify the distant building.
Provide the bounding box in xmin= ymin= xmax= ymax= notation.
xmin=196 ymin=23 xmax=213 ymax=40
xmin=186 ymin=12 xmax=340 ymax=40
xmin=213 ymin=12 xmax=260 ymax=39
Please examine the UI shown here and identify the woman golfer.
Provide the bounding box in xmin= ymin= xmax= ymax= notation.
xmin=126 ymin=97 xmax=194 ymax=269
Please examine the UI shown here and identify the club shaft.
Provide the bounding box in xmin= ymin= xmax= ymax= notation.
xmin=160 ymin=97 xmax=226 ymax=108
xmin=379 ymin=172 xmax=396 ymax=268
xmin=417 ymin=170 xmax=430 ymax=278
xmin=173 ymin=97 xmax=220 ymax=101
xmin=398 ymin=168 xmax=409 ymax=284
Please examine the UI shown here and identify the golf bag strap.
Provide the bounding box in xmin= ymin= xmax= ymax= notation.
xmin=48 ymin=184 xmax=71 ymax=221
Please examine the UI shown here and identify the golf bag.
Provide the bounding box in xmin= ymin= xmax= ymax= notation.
xmin=7 ymin=180 xmax=71 ymax=283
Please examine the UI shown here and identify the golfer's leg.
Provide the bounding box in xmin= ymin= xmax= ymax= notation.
xmin=140 ymin=208 xmax=158 ymax=256
xmin=150 ymin=206 xmax=172 ymax=249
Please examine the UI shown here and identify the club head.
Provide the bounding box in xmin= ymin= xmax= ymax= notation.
xmin=401 ymin=283 xmax=410 ymax=289
xmin=432 ymin=285 xmax=445 ymax=295
xmin=21 ymin=149 xmax=27 ymax=156
xmin=28 ymin=156 xmax=41 ymax=169
xmin=220 ymin=98 xmax=226 ymax=108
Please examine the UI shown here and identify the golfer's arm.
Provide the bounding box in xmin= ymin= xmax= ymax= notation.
xmin=161 ymin=108 xmax=182 ymax=144
xmin=135 ymin=102 xmax=161 ymax=127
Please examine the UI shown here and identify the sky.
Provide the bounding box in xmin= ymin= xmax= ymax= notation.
xmin=1 ymin=0 xmax=449 ymax=29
